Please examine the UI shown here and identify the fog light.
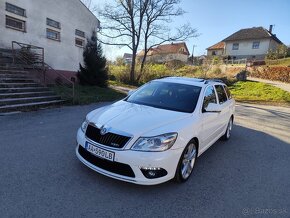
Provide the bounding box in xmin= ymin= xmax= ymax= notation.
xmin=140 ymin=167 xmax=167 ymax=179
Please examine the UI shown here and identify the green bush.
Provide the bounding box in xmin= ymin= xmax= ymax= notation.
xmin=109 ymin=65 xmax=131 ymax=83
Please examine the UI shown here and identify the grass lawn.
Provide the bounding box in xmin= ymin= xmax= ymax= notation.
xmin=52 ymin=85 xmax=126 ymax=105
xmin=108 ymin=80 xmax=138 ymax=89
xmin=266 ymin=57 xmax=290 ymax=66
xmin=229 ymin=81 xmax=290 ymax=105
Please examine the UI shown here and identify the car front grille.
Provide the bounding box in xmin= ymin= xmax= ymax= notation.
xmin=78 ymin=145 xmax=135 ymax=178
xmin=85 ymin=124 xmax=131 ymax=149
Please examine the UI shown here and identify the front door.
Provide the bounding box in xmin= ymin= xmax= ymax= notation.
xmin=200 ymin=86 xmax=221 ymax=151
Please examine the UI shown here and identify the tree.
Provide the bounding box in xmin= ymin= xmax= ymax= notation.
xmin=277 ymin=44 xmax=288 ymax=59
xmin=77 ymin=31 xmax=108 ymax=87
xmin=266 ymin=49 xmax=278 ymax=60
xmin=98 ymin=0 xmax=198 ymax=83
xmin=137 ymin=1 xmax=198 ymax=81
xmin=266 ymin=44 xmax=288 ymax=60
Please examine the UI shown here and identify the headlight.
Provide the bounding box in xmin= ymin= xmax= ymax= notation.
xmin=81 ymin=119 xmax=89 ymax=132
xmin=131 ymin=133 xmax=177 ymax=152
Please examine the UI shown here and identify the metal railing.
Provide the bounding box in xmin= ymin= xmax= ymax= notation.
xmin=12 ymin=41 xmax=44 ymax=67
xmin=11 ymin=41 xmax=76 ymax=103
xmin=224 ymin=58 xmax=247 ymax=65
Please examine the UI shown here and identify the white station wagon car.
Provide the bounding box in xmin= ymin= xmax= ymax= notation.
xmin=76 ymin=77 xmax=235 ymax=185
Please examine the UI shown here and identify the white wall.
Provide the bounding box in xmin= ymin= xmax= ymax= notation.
xmin=225 ymin=39 xmax=270 ymax=59
xmin=147 ymin=53 xmax=188 ymax=63
xmin=207 ymin=49 xmax=224 ymax=56
xmin=0 ymin=0 xmax=100 ymax=71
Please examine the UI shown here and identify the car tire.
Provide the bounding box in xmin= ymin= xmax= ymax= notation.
xmin=174 ymin=140 xmax=198 ymax=183
xmin=221 ymin=117 xmax=233 ymax=141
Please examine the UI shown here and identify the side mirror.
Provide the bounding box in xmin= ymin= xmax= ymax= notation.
xmin=128 ymin=90 xmax=135 ymax=96
xmin=204 ymin=103 xmax=221 ymax=113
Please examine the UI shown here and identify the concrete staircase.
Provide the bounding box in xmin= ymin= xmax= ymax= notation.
xmin=0 ymin=49 xmax=64 ymax=114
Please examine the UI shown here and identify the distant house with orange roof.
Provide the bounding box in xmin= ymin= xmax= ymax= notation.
xmin=206 ymin=42 xmax=225 ymax=57
xmin=137 ymin=42 xmax=190 ymax=63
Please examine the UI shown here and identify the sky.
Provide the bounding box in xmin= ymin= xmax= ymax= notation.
xmin=92 ymin=0 xmax=290 ymax=60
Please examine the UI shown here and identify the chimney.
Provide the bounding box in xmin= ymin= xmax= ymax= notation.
xmin=269 ymin=25 xmax=273 ymax=33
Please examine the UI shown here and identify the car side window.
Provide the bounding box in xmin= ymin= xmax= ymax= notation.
xmin=202 ymin=86 xmax=217 ymax=111
xmin=223 ymin=85 xmax=232 ymax=99
xmin=215 ymin=85 xmax=228 ymax=104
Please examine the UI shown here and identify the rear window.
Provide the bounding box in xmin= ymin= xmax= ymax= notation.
xmin=215 ymin=85 xmax=228 ymax=104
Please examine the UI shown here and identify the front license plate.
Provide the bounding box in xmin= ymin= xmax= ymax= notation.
xmin=86 ymin=142 xmax=115 ymax=162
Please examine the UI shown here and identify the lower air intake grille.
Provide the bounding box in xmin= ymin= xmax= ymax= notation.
xmin=78 ymin=145 xmax=135 ymax=178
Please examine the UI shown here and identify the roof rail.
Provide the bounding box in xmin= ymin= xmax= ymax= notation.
xmin=204 ymin=79 xmax=224 ymax=84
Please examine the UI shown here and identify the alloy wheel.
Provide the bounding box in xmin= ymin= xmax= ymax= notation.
xmin=181 ymin=143 xmax=197 ymax=180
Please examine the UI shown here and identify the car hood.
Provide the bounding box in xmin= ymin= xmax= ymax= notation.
xmin=87 ymin=100 xmax=191 ymax=136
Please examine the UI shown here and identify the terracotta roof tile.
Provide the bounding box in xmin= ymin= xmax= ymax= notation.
xmin=137 ymin=42 xmax=190 ymax=56
xmin=207 ymin=41 xmax=225 ymax=50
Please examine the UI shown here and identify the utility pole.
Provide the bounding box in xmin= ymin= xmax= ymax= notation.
xmin=192 ymin=44 xmax=196 ymax=65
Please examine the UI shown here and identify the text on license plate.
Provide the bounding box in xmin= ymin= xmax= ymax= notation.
xmin=86 ymin=142 xmax=115 ymax=161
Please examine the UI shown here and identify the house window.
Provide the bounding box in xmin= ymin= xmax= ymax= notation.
xmin=75 ymin=38 xmax=85 ymax=47
xmin=179 ymin=48 xmax=185 ymax=53
xmin=75 ymin=29 xmax=85 ymax=38
xmin=252 ymin=41 xmax=260 ymax=49
xmin=6 ymin=15 xmax=25 ymax=32
xmin=212 ymin=51 xmax=216 ymax=56
xmin=5 ymin=2 xmax=26 ymax=17
xmin=46 ymin=29 xmax=60 ymax=41
xmin=46 ymin=18 xmax=60 ymax=29
xmin=232 ymin=43 xmax=239 ymax=50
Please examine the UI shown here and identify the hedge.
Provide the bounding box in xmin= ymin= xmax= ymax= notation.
xmin=250 ymin=66 xmax=290 ymax=83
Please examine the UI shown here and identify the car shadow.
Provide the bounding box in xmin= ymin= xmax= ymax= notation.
xmin=72 ymin=123 xmax=290 ymax=216
xmin=76 ymin=123 xmax=290 ymax=188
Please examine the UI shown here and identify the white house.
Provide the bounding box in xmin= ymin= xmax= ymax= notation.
xmin=0 ymin=0 xmax=100 ymax=74
xmin=207 ymin=26 xmax=283 ymax=60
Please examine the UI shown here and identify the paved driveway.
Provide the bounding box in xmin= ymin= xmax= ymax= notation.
xmin=0 ymin=103 xmax=289 ymax=217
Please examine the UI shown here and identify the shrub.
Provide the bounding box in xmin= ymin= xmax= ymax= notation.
xmin=109 ymin=62 xmax=241 ymax=85
xmin=109 ymin=65 xmax=131 ymax=84
xmin=251 ymin=66 xmax=290 ymax=83
xmin=211 ymin=67 xmax=222 ymax=75
xmin=252 ymin=60 xmax=266 ymax=66
xmin=165 ymin=60 xmax=185 ymax=69
xmin=175 ymin=65 xmax=199 ymax=76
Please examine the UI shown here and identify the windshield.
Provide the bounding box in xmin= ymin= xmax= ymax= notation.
xmin=126 ymin=81 xmax=202 ymax=113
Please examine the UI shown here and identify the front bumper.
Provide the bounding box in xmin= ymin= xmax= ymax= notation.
xmin=76 ymin=129 xmax=183 ymax=185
